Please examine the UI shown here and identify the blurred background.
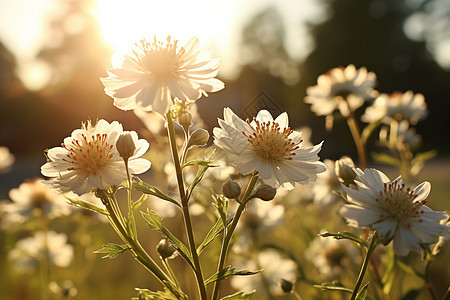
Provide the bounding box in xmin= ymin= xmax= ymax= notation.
xmin=1 ymin=0 xmax=450 ymax=299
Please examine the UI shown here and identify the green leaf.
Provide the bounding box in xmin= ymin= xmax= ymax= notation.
xmin=205 ymin=266 xmax=262 ymax=286
xmin=319 ymin=231 xmax=368 ymax=248
xmin=197 ymin=217 xmax=225 ymax=255
xmin=93 ymin=243 xmax=129 ymax=259
xmin=213 ymin=194 xmax=229 ymax=226
xmin=361 ymin=119 xmax=382 ymax=144
xmin=186 ymin=155 xmax=215 ymax=200
xmin=411 ymin=150 xmax=437 ymax=167
xmin=182 ymin=159 xmax=218 ymax=169
xmin=64 ymin=195 xmax=108 ymax=215
xmin=133 ymin=286 xmax=187 ymax=300
xmin=132 ymin=194 xmax=150 ymax=210
xmin=371 ymin=152 xmax=402 ymax=167
xmin=132 ymin=178 xmax=181 ymax=209
xmin=313 ymin=282 xmax=352 ymax=293
xmin=141 ymin=210 xmax=192 ymax=263
xmin=355 ymin=283 xmax=369 ymax=300
xmin=220 ymin=291 xmax=255 ymax=300
xmin=382 ymin=245 xmax=396 ymax=295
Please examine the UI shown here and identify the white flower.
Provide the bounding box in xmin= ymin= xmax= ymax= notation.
xmin=213 ymin=108 xmax=326 ymax=190
xmin=311 ymin=159 xmax=341 ymax=207
xmin=0 ymin=146 xmax=14 ymax=173
xmin=305 ymin=230 xmax=358 ymax=279
xmin=41 ymin=119 xmax=150 ymax=195
xmin=305 ymin=64 xmax=377 ymax=117
xmin=9 ymin=231 xmax=74 ymax=272
xmin=339 ymin=168 xmax=448 ymax=256
xmin=362 ymin=91 xmax=428 ymax=125
xmin=101 ymin=36 xmax=224 ymax=115
xmin=379 ymin=120 xmax=422 ymax=149
xmin=0 ymin=179 xmax=70 ymax=227
xmin=231 ymin=249 xmax=297 ymax=296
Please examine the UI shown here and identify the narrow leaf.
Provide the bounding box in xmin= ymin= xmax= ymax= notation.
xmin=182 ymin=159 xmax=218 ymax=169
xmin=94 ymin=243 xmax=129 ymax=259
xmin=205 ymin=266 xmax=262 ymax=286
xmin=313 ymin=282 xmax=353 ymax=293
xmin=197 ymin=217 xmax=225 ymax=255
xmin=319 ymin=231 xmax=368 ymax=248
xmin=134 ymin=286 xmax=187 ymax=300
xmin=213 ymin=194 xmax=229 ymax=226
xmin=141 ymin=210 xmax=192 ymax=263
xmin=220 ymin=291 xmax=255 ymax=300
xmin=355 ymin=283 xmax=369 ymax=300
xmin=132 ymin=194 xmax=150 ymax=210
xmin=64 ymin=195 xmax=108 ymax=215
xmin=411 ymin=150 xmax=437 ymax=166
xmin=371 ymin=152 xmax=401 ymax=167
xmin=132 ymin=178 xmax=181 ymax=209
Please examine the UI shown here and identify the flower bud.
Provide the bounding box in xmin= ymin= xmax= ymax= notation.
xmin=156 ymin=238 xmax=177 ymax=260
xmin=116 ymin=132 xmax=136 ymax=160
xmin=178 ymin=108 xmax=193 ymax=129
xmin=187 ymin=128 xmax=210 ymax=149
xmin=255 ymin=184 xmax=277 ymax=201
xmin=279 ymin=278 xmax=294 ymax=293
xmin=222 ymin=179 xmax=241 ymax=198
xmin=335 ymin=156 xmax=356 ymax=186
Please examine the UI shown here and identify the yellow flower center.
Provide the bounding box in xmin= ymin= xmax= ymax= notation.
xmin=132 ymin=36 xmax=183 ymax=80
xmin=243 ymin=118 xmax=301 ymax=162
xmin=62 ymin=133 xmax=114 ymax=175
xmin=376 ymin=181 xmax=426 ymax=227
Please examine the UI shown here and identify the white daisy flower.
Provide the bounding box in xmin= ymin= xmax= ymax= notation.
xmin=305 ymin=230 xmax=358 ymax=279
xmin=213 ymin=108 xmax=326 ymax=190
xmin=41 ymin=119 xmax=150 ymax=195
xmin=230 ymin=249 xmax=297 ymax=296
xmin=101 ymin=36 xmax=224 ymax=115
xmin=0 ymin=179 xmax=70 ymax=227
xmin=362 ymin=91 xmax=428 ymax=125
xmin=339 ymin=168 xmax=448 ymax=256
xmin=305 ymin=64 xmax=377 ymax=117
xmin=379 ymin=120 xmax=422 ymax=149
xmin=9 ymin=231 xmax=74 ymax=272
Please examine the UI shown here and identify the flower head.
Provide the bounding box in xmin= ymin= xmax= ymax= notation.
xmin=41 ymin=119 xmax=150 ymax=195
xmin=0 ymin=146 xmax=14 ymax=173
xmin=339 ymin=168 xmax=448 ymax=256
xmin=0 ymin=179 xmax=70 ymax=227
xmin=101 ymin=36 xmax=224 ymax=115
xmin=213 ymin=108 xmax=326 ymax=190
xmin=305 ymin=64 xmax=377 ymax=117
xmin=9 ymin=231 xmax=74 ymax=272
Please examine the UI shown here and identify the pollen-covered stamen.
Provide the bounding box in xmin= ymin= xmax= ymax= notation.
xmin=242 ymin=118 xmax=302 ymax=162
xmin=62 ymin=133 xmax=115 ymax=175
xmin=131 ymin=36 xmax=184 ymax=78
xmin=377 ymin=181 xmax=427 ymax=227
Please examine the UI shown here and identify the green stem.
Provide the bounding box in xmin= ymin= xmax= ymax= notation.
xmin=99 ymin=192 xmax=175 ymax=293
xmin=166 ymin=112 xmax=207 ymax=300
xmin=425 ymin=259 xmax=439 ymax=300
xmin=292 ymin=291 xmax=303 ymax=300
xmin=350 ymin=231 xmax=378 ymax=300
xmin=441 ymin=287 xmax=450 ymax=300
xmin=162 ymin=258 xmax=181 ymax=289
xmin=211 ymin=174 xmax=259 ymax=300
xmin=346 ymin=107 xmax=367 ymax=169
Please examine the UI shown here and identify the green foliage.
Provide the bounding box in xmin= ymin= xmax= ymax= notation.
xmin=220 ymin=291 xmax=255 ymax=300
xmin=313 ymin=282 xmax=353 ymax=294
xmin=197 ymin=217 xmax=226 ymax=255
xmin=204 ymin=266 xmax=262 ymax=286
xmin=132 ymin=178 xmax=181 ymax=209
xmin=355 ymin=283 xmax=369 ymax=300
xmin=133 ymin=287 xmax=187 ymax=300
xmin=64 ymin=195 xmax=108 ymax=215
xmin=318 ymin=231 xmax=368 ymax=248
xmin=93 ymin=243 xmax=130 ymax=259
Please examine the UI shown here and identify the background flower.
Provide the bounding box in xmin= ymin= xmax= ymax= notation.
xmin=101 ymin=36 xmax=224 ymax=115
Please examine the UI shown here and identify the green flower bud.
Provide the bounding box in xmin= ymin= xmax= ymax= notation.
xmin=116 ymin=132 xmax=135 ymax=160
xmin=156 ymin=238 xmax=177 ymax=260
xmin=334 ymin=156 xmax=356 ymax=186
xmin=255 ymin=184 xmax=277 ymax=201
xmin=222 ymin=179 xmax=241 ymax=198
xmin=187 ymin=128 xmax=210 ymax=149
xmin=279 ymin=278 xmax=294 ymax=293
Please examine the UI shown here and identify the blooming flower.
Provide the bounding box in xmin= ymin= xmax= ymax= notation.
xmin=0 ymin=146 xmax=14 ymax=173
xmin=231 ymin=249 xmax=297 ymax=296
xmin=305 ymin=230 xmax=358 ymax=279
xmin=339 ymin=168 xmax=448 ymax=256
xmin=379 ymin=120 xmax=422 ymax=149
xmin=0 ymin=179 xmax=70 ymax=227
xmin=9 ymin=231 xmax=74 ymax=272
xmin=101 ymin=36 xmax=224 ymax=115
xmin=41 ymin=119 xmax=150 ymax=195
xmin=305 ymin=64 xmax=377 ymax=117
xmin=213 ymin=108 xmax=326 ymax=190
xmin=362 ymin=91 xmax=428 ymax=125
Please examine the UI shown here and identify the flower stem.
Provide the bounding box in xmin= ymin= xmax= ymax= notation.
xmin=350 ymin=230 xmax=378 ymax=300
xmin=211 ymin=174 xmax=259 ymax=300
xmin=166 ymin=112 xmax=207 ymax=300
xmin=346 ymin=109 xmax=367 ymax=169
xmin=425 ymin=259 xmax=439 ymax=300
xmin=98 ymin=191 xmax=177 ymax=295
xmin=39 ymin=210 xmax=50 ymax=300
